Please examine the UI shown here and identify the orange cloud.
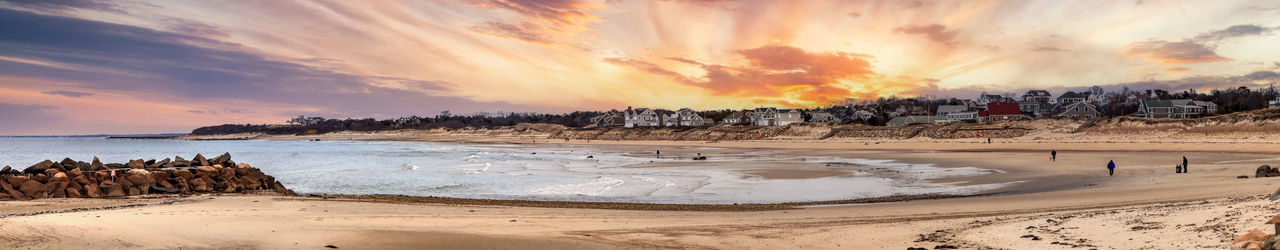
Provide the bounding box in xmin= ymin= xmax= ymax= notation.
xmin=1123 ymin=40 xmax=1229 ymax=64
xmin=609 ymin=45 xmax=937 ymax=107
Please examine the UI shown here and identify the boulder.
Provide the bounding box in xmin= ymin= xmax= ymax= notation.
xmin=148 ymin=158 xmax=170 ymax=169
xmin=75 ymin=161 xmax=92 ymax=172
xmin=127 ymin=187 xmax=140 ymax=196
xmin=105 ymin=163 xmax=126 ymax=169
xmin=236 ymin=163 xmax=253 ymax=169
xmin=23 ymin=160 xmax=55 ymax=175
xmin=1260 ymin=165 xmax=1275 ymax=178
xmin=91 ymin=156 xmax=103 ymax=168
xmin=0 ymin=178 xmax=26 ymax=199
xmin=173 ymin=170 xmax=195 ymax=180
xmin=99 ymin=181 xmax=125 ymax=197
xmin=65 ymin=187 xmax=81 ymax=198
xmin=32 ymin=174 xmax=49 ymax=183
xmin=51 ymin=172 xmax=68 ymax=182
xmin=126 ymin=159 xmax=146 ymax=169
xmin=190 ymin=178 xmax=212 ymax=192
xmin=44 ymin=168 xmax=60 ymax=176
xmin=195 ymin=166 xmax=219 ymax=177
xmin=19 ymin=180 xmax=45 ymax=198
xmin=210 ymin=152 xmax=232 ymax=166
xmin=171 ymin=156 xmax=190 ymax=167
xmin=193 ymin=154 xmax=209 ymax=166
xmin=1237 ymin=230 xmax=1273 ymax=243
xmin=59 ymin=158 xmax=77 ymax=171
xmin=1 ymin=165 xmax=10 ymax=174
xmin=67 ymin=168 xmax=82 ymax=178
xmin=83 ymin=184 xmax=100 ymax=198
xmin=6 ymin=176 xmax=29 ymax=188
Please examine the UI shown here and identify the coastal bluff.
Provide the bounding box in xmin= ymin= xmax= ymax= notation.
xmin=0 ymin=153 xmax=293 ymax=200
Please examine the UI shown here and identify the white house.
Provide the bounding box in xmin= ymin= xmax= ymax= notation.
xmin=945 ymin=111 xmax=979 ymax=122
xmin=674 ymin=108 xmax=705 ymax=126
xmin=778 ymin=109 xmax=803 ymax=125
xmin=808 ymin=112 xmax=840 ymax=123
xmin=624 ymin=107 xmax=661 ymax=127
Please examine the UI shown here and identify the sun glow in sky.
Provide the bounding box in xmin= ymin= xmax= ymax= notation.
xmin=1 ymin=0 xmax=1279 ymax=135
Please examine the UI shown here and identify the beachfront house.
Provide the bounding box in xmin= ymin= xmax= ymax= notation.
xmin=852 ymin=110 xmax=876 ymax=121
xmin=778 ymin=109 xmax=803 ymax=126
xmin=1054 ymin=102 xmax=1100 ymax=119
xmin=1021 ymin=90 xmax=1053 ymax=103
xmin=624 ymin=107 xmax=662 ymax=127
xmin=808 ymin=112 xmax=840 ymax=123
xmin=1271 ymin=97 xmax=1280 ymax=108
xmin=1057 ymin=91 xmax=1086 ymax=105
xmin=673 ymin=108 xmax=706 ymax=126
xmin=1134 ymin=99 xmax=1217 ymax=118
xmin=977 ymin=94 xmax=1009 ymax=106
xmin=980 ymin=102 xmax=1023 ymax=121
xmin=935 ymin=105 xmax=968 ymax=117
xmin=749 ymin=108 xmax=780 ymax=126
xmin=721 ymin=111 xmax=750 ymax=125
xmin=590 ymin=111 xmax=625 ymax=127
xmin=946 ymin=111 xmax=979 ymax=122
xmin=886 ymin=116 xmax=950 ymax=126
xmin=1016 ymin=100 xmax=1043 ymax=115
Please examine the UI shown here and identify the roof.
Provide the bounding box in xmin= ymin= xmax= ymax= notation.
xmin=936 ymin=105 xmax=968 ymax=114
xmin=1058 ymin=91 xmax=1083 ymax=99
xmin=1024 ymin=90 xmax=1051 ymax=96
xmin=1143 ymin=100 xmax=1174 ymax=108
xmin=986 ymin=102 xmax=1022 ymax=115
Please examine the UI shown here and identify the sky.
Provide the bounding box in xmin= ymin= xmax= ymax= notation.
xmin=1 ymin=0 xmax=1279 ymax=135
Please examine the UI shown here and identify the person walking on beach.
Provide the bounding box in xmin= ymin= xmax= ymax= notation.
xmin=987 ymin=138 xmax=992 ymax=144
xmin=1182 ymin=156 xmax=1188 ymax=173
xmin=656 ymin=150 xmax=661 ymax=159
xmin=1051 ymin=150 xmax=1057 ymax=162
xmin=1107 ymin=160 xmax=1116 ymax=176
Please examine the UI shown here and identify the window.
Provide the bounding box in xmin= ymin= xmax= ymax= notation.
xmin=1085 ymin=115 xmax=1092 ymax=118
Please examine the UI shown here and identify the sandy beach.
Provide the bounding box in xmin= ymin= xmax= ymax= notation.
xmin=3 ymin=133 xmax=1279 ymax=249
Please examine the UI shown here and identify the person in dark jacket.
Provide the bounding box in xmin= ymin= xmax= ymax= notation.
xmin=1182 ymin=156 xmax=1188 ymax=173
xmin=1107 ymin=160 xmax=1116 ymax=176
xmin=1051 ymin=150 xmax=1057 ymax=162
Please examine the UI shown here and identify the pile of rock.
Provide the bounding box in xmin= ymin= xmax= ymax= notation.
xmin=0 ymin=153 xmax=293 ymax=200
xmin=1258 ymin=165 xmax=1280 ymax=178
xmin=1234 ymin=215 xmax=1280 ymax=250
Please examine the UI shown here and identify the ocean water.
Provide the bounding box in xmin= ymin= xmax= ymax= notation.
xmin=0 ymin=138 xmax=1011 ymax=204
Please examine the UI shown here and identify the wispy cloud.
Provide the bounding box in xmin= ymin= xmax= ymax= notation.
xmin=42 ymin=90 xmax=92 ymax=98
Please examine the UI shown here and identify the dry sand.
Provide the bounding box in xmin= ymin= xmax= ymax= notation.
xmin=4 ymin=134 xmax=1280 ymax=249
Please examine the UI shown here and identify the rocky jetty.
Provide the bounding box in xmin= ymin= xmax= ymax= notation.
xmin=0 ymin=153 xmax=293 ymax=200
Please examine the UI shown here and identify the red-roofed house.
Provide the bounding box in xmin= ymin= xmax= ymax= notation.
xmin=981 ymin=102 xmax=1023 ymax=121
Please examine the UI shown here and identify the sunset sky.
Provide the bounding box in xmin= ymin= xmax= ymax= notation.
xmin=2 ymin=0 xmax=1279 ymax=135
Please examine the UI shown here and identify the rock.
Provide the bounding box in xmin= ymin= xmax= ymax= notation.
xmin=195 ymin=166 xmax=219 ymax=177
xmin=44 ymin=168 xmax=60 ymax=176
xmin=1243 ymin=241 xmax=1262 ymax=250
xmin=51 ymin=172 xmax=68 ymax=182
xmin=1236 ymin=230 xmax=1272 ymax=243
xmin=1 ymin=165 xmax=10 ymax=174
xmin=193 ymin=154 xmax=209 ymax=166
xmin=59 ymin=158 xmax=77 ymax=171
xmin=236 ymin=163 xmax=253 ymax=169
xmin=74 ymin=161 xmax=91 ymax=172
xmin=7 ymin=176 xmax=29 ymax=188
xmin=171 ymin=156 xmax=189 ymax=167
xmin=83 ymin=184 xmax=100 ymax=198
xmin=1240 ymin=175 xmax=1251 ymax=179
xmin=151 ymin=186 xmax=180 ymax=193
xmin=99 ymin=181 xmax=125 ymax=197
xmin=65 ymin=187 xmax=81 ymax=198
xmin=127 ymin=187 xmax=140 ymax=196
xmin=105 ymin=163 xmax=126 ymax=169
xmin=1260 ymin=165 xmax=1275 ymax=178
xmin=126 ymin=159 xmax=146 ymax=169
xmin=148 ymin=158 xmax=170 ymax=168
xmin=211 ymin=152 xmax=232 ymax=166
xmin=91 ymin=156 xmax=103 ymax=168
xmin=23 ymin=160 xmax=55 ymax=174
xmin=19 ymin=180 xmax=45 ymax=198
xmin=67 ymin=168 xmax=82 ymax=178
xmin=190 ymin=178 xmax=212 ymax=192
xmin=0 ymin=178 xmax=26 ymax=199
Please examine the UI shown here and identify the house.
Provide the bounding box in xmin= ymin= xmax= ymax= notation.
xmin=673 ymin=108 xmax=705 ymax=126
xmin=886 ymin=116 xmax=950 ymax=126
xmin=1271 ymin=97 xmax=1280 ymax=108
xmin=1054 ymin=102 xmax=1100 ymax=119
xmin=935 ymin=105 xmax=968 ymax=117
xmin=590 ymin=111 xmax=625 ymax=127
xmin=1135 ymin=99 xmax=1208 ymax=118
xmin=749 ymin=108 xmax=780 ymax=126
xmin=1057 ymin=91 xmax=1086 ymax=105
xmin=1171 ymin=100 xmax=1217 ymax=114
xmin=721 ymin=111 xmax=750 ymax=125
xmin=1021 ymin=90 xmax=1053 ymax=103
xmin=945 ymin=111 xmax=979 ymax=122
xmin=1016 ymin=100 xmax=1043 ymax=115
xmin=624 ymin=107 xmax=662 ymax=127
xmin=852 ymin=110 xmax=876 ymax=120
xmin=808 ymin=112 xmax=840 ymax=123
xmin=886 ymin=106 xmax=908 ymax=118
xmin=981 ymin=102 xmax=1023 ymax=121
xmin=977 ymin=94 xmax=1010 ymax=106
xmin=778 ymin=109 xmax=803 ymax=125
